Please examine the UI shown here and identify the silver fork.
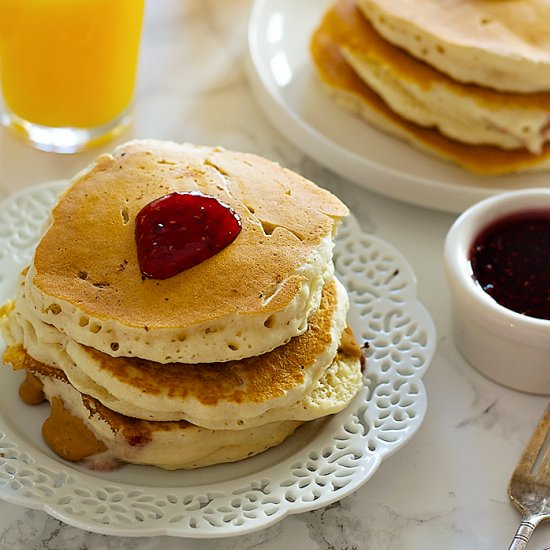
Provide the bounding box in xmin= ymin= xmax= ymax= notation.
xmin=508 ymin=403 xmax=550 ymax=550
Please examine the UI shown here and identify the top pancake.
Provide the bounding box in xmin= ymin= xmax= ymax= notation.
xmin=358 ymin=0 xmax=550 ymax=92
xmin=27 ymin=140 xmax=348 ymax=363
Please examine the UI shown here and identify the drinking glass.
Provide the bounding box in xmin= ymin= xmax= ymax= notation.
xmin=0 ymin=0 xmax=145 ymax=153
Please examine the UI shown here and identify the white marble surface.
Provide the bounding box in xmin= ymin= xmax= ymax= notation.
xmin=0 ymin=1 xmax=548 ymax=549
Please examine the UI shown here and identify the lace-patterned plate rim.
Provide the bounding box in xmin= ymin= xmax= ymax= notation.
xmin=0 ymin=181 xmax=436 ymax=538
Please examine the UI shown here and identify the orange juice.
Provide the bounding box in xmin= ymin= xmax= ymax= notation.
xmin=0 ymin=0 xmax=144 ymax=129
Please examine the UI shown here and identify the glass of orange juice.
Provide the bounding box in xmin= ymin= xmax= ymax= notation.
xmin=0 ymin=0 xmax=145 ymax=153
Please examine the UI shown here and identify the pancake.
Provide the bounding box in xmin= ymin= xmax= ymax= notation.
xmin=3 ymin=339 xmax=362 ymax=470
xmin=26 ymin=140 xmax=348 ymax=364
xmin=0 ymin=141 xmax=364 ymax=470
xmin=357 ymin=0 xmax=550 ymax=93
xmin=337 ymin=1 xmax=550 ymax=153
xmin=310 ymin=0 xmax=550 ymax=174
xmin=5 ymin=277 xmax=355 ymax=428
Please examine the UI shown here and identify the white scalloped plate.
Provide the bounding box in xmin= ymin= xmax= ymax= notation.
xmin=0 ymin=181 xmax=436 ymax=538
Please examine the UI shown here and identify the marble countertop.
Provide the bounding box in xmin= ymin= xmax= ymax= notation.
xmin=0 ymin=1 xmax=548 ymax=549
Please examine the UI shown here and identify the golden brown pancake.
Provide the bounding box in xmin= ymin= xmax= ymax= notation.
xmin=337 ymin=0 xmax=550 ymax=153
xmin=311 ymin=0 xmax=550 ymax=174
xmin=0 ymin=141 xmax=364 ymax=471
xmin=4 ymin=335 xmax=363 ymax=469
xmin=0 ymin=141 xmax=368 ymax=469
xmin=7 ymin=346 xmax=303 ymax=470
xmin=7 ymin=277 xmax=355 ymax=428
xmin=26 ymin=140 xmax=349 ymax=363
xmin=357 ymin=0 xmax=550 ymax=93
xmin=72 ymin=280 xmax=341 ymax=409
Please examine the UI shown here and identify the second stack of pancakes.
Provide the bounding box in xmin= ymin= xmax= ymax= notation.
xmin=311 ymin=0 xmax=550 ymax=174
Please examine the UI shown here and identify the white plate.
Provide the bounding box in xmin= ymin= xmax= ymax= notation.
xmin=0 ymin=181 xmax=435 ymax=538
xmin=247 ymin=0 xmax=550 ymax=213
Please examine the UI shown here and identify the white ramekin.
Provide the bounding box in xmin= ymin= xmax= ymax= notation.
xmin=444 ymin=188 xmax=550 ymax=395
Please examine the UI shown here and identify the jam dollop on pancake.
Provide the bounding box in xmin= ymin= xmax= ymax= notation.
xmin=135 ymin=192 xmax=242 ymax=279
xmin=26 ymin=140 xmax=348 ymax=364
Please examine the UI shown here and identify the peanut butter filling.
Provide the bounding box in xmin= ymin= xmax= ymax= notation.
xmin=19 ymin=371 xmax=45 ymax=405
xmin=42 ymin=397 xmax=107 ymax=462
xmin=338 ymin=325 xmax=365 ymax=370
xmin=3 ymin=323 xmax=364 ymax=463
xmin=3 ymin=344 xmax=193 ymax=461
xmin=4 ymin=344 xmax=107 ymax=462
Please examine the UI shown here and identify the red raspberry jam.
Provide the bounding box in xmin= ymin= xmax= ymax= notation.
xmin=135 ymin=192 xmax=241 ymax=279
xmin=469 ymin=210 xmax=550 ymax=320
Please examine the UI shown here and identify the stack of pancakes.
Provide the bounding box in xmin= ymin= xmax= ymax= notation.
xmin=311 ymin=0 xmax=550 ymax=174
xmin=1 ymin=140 xmax=364 ymax=470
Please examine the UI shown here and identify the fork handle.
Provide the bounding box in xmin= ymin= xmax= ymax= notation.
xmin=508 ymin=514 xmax=543 ymax=550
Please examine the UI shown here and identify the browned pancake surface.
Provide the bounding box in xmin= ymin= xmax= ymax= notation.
xmin=4 ymin=281 xmax=363 ymax=413
xmin=311 ymin=0 xmax=550 ymax=174
xmin=32 ymin=141 xmax=348 ymax=328
xmin=3 ymin=323 xmax=363 ymax=449
xmin=5 ymin=344 xmax=193 ymax=440
xmin=80 ymin=280 xmax=341 ymax=406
